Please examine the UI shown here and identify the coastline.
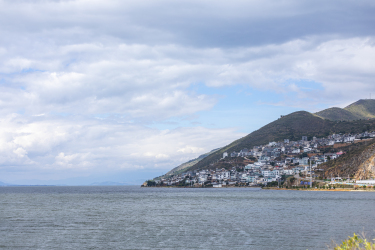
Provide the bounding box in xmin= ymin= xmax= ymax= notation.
xmin=142 ymin=186 xmax=375 ymax=191
xmin=263 ymin=187 xmax=375 ymax=192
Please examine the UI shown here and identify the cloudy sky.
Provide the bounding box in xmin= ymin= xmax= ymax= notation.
xmin=0 ymin=0 xmax=374 ymax=185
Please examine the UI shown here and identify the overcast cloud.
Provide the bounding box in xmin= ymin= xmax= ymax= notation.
xmin=0 ymin=0 xmax=374 ymax=184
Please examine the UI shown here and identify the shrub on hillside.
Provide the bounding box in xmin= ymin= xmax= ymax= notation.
xmin=332 ymin=233 xmax=375 ymax=250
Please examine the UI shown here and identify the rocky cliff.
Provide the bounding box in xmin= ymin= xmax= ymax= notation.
xmin=320 ymin=140 xmax=375 ymax=179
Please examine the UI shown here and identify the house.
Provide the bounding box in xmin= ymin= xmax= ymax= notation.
xmin=324 ymin=153 xmax=337 ymax=161
xmin=344 ymin=136 xmax=355 ymax=143
xmin=300 ymin=157 xmax=309 ymax=166
xmin=230 ymin=151 xmax=238 ymax=157
xmin=292 ymin=148 xmax=301 ymax=154
xmin=269 ymin=142 xmax=276 ymax=146
xmin=261 ymin=170 xmax=271 ymax=177
xmin=239 ymin=148 xmax=249 ymax=157
xmin=292 ymin=166 xmax=304 ymax=174
xmin=284 ymin=169 xmax=293 ymax=175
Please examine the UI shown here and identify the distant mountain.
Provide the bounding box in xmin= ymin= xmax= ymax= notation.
xmin=90 ymin=181 xmax=129 ymax=186
xmin=0 ymin=181 xmax=12 ymax=186
xmin=316 ymin=99 xmax=375 ymax=121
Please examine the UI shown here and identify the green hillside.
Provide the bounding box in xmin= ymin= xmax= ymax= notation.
xmin=315 ymin=99 xmax=375 ymax=121
xmin=344 ymin=99 xmax=375 ymax=119
xmin=156 ymin=148 xmax=221 ymax=179
xmin=315 ymin=107 xmax=361 ymax=121
xmin=188 ymin=112 xmax=375 ymax=171
xmin=157 ymin=99 xmax=375 ymax=178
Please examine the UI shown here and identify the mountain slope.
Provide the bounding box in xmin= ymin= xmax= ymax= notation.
xmin=315 ymin=107 xmax=361 ymax=121
xmin=319 ymin=139 xmax=375 ymax=179
xmin=344 ymin=99 xmax=375 ymax=119
xmin=188 ymin=112 xmax=375 ymax=172
xmin=158 ymin=99 xmax=375 ymax=178
xmin=315 ymin=99 xmax=375 ymax=121
xmin=158 ymin=148 xmax=221 ymax=178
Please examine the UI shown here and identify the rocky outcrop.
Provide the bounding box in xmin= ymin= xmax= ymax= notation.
xmin=321 ymin=140 xmax=375 ymax=178
xmin=355 ymin=154 xmax=375 ymax=180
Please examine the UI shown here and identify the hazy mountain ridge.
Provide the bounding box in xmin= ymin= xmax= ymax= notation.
xmin=90 ymin=181 xmax=129 ymax=186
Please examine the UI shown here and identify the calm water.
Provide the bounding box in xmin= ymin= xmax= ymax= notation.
xmin=0 ymin=186 xmax=374 ymax=249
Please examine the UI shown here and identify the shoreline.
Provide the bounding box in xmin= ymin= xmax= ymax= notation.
xmin=142 ymin=186 xmax=375 ymax=191
xmin=263 ymin=187 xmax=375 ymax=192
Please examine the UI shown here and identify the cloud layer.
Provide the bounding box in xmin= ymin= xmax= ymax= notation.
xmin=0 ymin=0 xmax=374 ymax=183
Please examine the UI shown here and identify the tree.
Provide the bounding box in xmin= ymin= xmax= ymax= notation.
xmin=146 ymin=180 xmax=156 ymax=187
xmin=334 ymin=233 xmax=375 ymax=250
xmin=300 ymin=152 xmax=308 ymax=159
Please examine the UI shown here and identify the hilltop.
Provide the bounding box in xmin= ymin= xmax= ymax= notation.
xmin=315 ymin=99 xmax=375 ymax=121
xmin=315 ymin=107 xmax=361 ymax=121
xmin=345 ymin=99 xmax=375 ymax=119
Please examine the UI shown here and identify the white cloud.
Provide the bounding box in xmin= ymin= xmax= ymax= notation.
xmin=1 ymin=37 xmax=374 ymax=119
xmin=0 ymin=0 xmax=374 ymax=183
xmin=13 ymin=148 xmax=28 ymax=158
xmin=0 ymin=113 xmax=244 ymax=181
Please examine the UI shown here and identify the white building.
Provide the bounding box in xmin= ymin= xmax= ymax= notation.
xmin=356 ymin=180 xmax=375 ymax=185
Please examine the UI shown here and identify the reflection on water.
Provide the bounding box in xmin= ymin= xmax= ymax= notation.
xmin=0 ymin=186 xmax=374 ymax=249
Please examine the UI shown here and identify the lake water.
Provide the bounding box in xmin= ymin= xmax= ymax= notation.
xmin=0 ymin=186 xmax=374 ymax=249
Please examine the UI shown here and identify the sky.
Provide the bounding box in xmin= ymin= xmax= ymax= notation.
xmin=0 ymin=0 xmax=375 ymax=185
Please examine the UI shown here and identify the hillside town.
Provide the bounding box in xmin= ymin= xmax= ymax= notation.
xmin=146 ymin=132 xmax=375 ymax=188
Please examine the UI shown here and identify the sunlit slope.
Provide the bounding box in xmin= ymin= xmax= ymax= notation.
xmin=315 ymin=99 xmax=375 ymax=121
xmin=344 ymin=99 xmax=375 ymax=119
xmin=315 ymin=107 xmax=361 ymax=121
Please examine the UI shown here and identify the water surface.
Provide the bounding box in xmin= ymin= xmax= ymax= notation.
xmin=1 ymin=186 xmax=374 ymax=249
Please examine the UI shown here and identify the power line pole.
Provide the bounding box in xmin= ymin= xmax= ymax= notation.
xmin=310 ymin=159 xmax=312 ymax=188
